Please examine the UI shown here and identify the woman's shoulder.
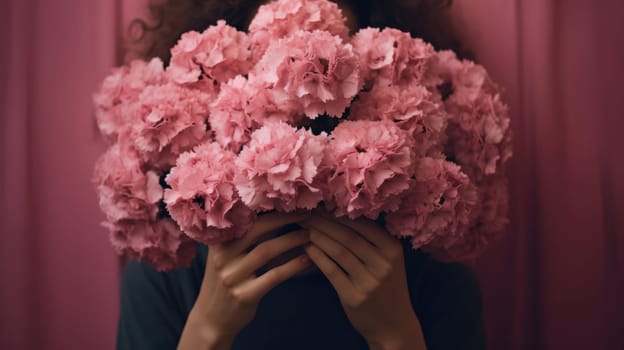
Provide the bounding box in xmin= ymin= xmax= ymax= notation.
xmin=120 ymin=244 xmax=208 ymax=313
xmin=122 ymin=244 xmax=206 ymax=281
xmin=117 ymin=245 xmax=208 ymax=349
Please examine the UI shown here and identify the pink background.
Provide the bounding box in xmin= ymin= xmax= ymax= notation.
xmin=1 ymin=0 xmax=623 ymax=349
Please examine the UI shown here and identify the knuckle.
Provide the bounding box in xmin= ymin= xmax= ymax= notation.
xmin=343 ymin=233 xmax=359 ymax=247
xmin=253 ymin=244 xmax=274 ymax=262
xmin=246 ymin=226 xmax=261 ymax=239
xmin=264 ymin=268 xmax=285 ymax=285
xmin=325 ymin=265 xmax=342 ymax=279
xmin=230 ymin=289 xmax=248 ymax=306
xmin=294 ymin=230 xmax=309 ymax=242
xmin=378 ymin=262 xmax=392 ymax=279
xmin=306 ymin=246 xmax=320 ymax=259
xmin=334 ymin=247 xmax=349 ymax=261
xmin=210 ymin=254 xmax=227 ymax=271
xmin=367 ymin=279 xmax=381 ymax=292
xmin=252 ymin=232 xmax=305 ymax=262
xmin=282 ymin=233 xmax=300 ymax=247
xmin=348 ymin=292 xmax=366 ymax=308
xmin=387 ymin=248 xmax=402 ymax=262
xmin=219 ymin=271 xmax=236 ymax=288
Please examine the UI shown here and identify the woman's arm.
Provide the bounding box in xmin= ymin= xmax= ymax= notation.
xmin=177 ymin=212 xmax=312 ymax=350
xmin=117 ymin=212 xmax=312 ymax=350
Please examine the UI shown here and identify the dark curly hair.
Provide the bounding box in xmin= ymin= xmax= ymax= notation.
xmin=127 ymin=0 xmax=468 ymax=64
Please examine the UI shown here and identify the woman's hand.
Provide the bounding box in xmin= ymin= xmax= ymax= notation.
xmin=300 ymin=210 xmax=427 ymax=350
xmin=178 ymin=212 xmax=311 ymax=350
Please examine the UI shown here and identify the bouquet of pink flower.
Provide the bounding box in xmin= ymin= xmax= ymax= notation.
xmin=93 ymin=0 xmax=512 ymax=271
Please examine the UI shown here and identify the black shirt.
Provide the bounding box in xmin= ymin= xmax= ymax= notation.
xmin=116 ymin=243 xmax=486 ymax=349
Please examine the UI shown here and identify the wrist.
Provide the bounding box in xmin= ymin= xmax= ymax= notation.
xmin=367 ymin=335 xmax=410 ymax=350
xmin=179 ymin=309 xmax=236 ymax=350
xmin=200 ymin=323 xmax=235 ymax=350
xmin=365 ymin=315 xmax=427 ymax=350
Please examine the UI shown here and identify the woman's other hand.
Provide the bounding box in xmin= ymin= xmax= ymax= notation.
xmin=300 ymin=210 xmax=427 ymax=350
xmin=178 ymin=212 xmax=311 ymax=350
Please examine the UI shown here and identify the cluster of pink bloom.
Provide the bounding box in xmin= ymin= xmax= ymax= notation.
xmin=93 ymin=0 xmax=512 ymax=270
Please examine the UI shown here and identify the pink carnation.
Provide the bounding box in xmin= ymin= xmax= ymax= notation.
xmin=244 ymin=79 xmax=307 ymax=126
xmin=352 ymin=28 xmax=435 ymax=88
xmin=235 ymin=122 xmax=328 ymax=212
xmin=168 ymin=20 xmax=252 ymax=89
xmin=93 ymin=144 xmax=162 ymax=223
xmin=423 ymin=174 xmax=509 ymax=262
xmin=210 ymin=76 xmax=307 ymax=152
xmin=249 ymin=0 xmax=349 ymax=61
xmin=106 ymin=218 xmax=198 ymax=271
xmin=385 ymin=158 xmax=479 ymax=250
xmin=94 ymin=145 xmax=197 ymax=271
xmin=93 ymin=58 xmax=166 ymax=142
xmin=430 ymin=50 xmax=513 ymax=180
xmin=164 ymin=142 xmax=255 ymax=245
xmin=349 ymin=84 xmax=447 ymax=157
xmin=129 ymin=83 xmax=213 ymax=169
xmin=209 ymin=76 xmax=257 ymax=153
xmin=326 ymin=120 xmax=414 ymax=219
xmin=252 ymin=30 xmax=360 ymax=118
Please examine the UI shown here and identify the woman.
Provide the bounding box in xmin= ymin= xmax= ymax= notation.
xmin=117 ymin=1 xmax=486 ymax=349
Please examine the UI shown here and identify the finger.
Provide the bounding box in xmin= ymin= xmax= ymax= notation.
xmin=315 ymin=209 xmax=394 ymax=252
xmin=229 ymin=211 xmax=310 ymax=254
xmin=220 ymin=229 xmax=309 ymax=287
xmin=235 ymin=253 xmax=312 ymax=302
xmin=308 ymin=229 xmax=376 ymax=289
xmin=301 ymin=214 xmax=366 ymax=244
xmin=301 ymin=214 xmax=386 ymax=261
xmin=301 ymin=215 xmax=390 ymax=279
xmin=304 ymin=244 xmax=358 ymax=299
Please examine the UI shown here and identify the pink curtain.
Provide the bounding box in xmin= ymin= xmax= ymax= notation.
xmin=451 ymin=0 xmax=624 ymax=349
xmin=1 ymin=0 xmax=622 ymax=349
xmin=1 ymin=0 xmax=125 ymax=349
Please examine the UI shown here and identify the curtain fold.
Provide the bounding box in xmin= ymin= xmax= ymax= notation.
xmin=1 ymin=0 xmax=123 ymax=349
xmin=452 ymin=0 xmax=624 ymax=349
xmin=1 ymin=1 xmax=36 ymax=349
